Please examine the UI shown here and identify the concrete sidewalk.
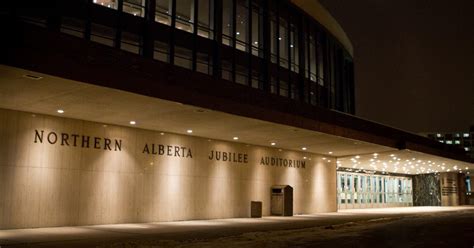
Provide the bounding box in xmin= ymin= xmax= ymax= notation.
xmin=1 ymin=206 xmax=473 ymax=248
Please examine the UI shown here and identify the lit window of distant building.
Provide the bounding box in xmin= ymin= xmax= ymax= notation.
xmin=465 ymin=147 xmax=471 ymax=151
xmin=436 ymin=133 xmax=442 ymax=138
xmin=446 ymin=140 xmax=453 ymax=144
xmin=464 ymin=133 xmax=470 ymax=138
xmin=440 ymin=140 xmax=444 ymax=143
xmin=454 ymin=140 xmax=461 ymax=144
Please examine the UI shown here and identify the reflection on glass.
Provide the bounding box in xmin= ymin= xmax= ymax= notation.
xmin=123 ymin=0 xmax=145 ymax=17
xmin=279 ymin=17 xmax=288 ymax=68
xmin=176 ymin=0 xmax=194 ymax=33
xmin=251 ymin=5 xmax=263 ymax=57
xmin=270 ymin=14 xmax=277 ymax=63
xmin=156 ymin=0 xmax=172 ymax=25
xmin=290 ymin=23 xmax=299 ymax=72
xmin=235 ymin=0 xmax=249 ymax=52
xmin=222 ymin=0 xmax=233 ymax=46
xmin=309 ymin=34 xmax=316 ymax=82
xmin=317 ymin=33 xmax=325 ymax=86
xmin=93 ymin=0 xmax=118 ymax=10
xmin=198 ymin=0 xmax=213 ymax=38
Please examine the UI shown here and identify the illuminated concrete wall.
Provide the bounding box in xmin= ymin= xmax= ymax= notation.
xmin=0 ymin=108 xmax=336 ymax=229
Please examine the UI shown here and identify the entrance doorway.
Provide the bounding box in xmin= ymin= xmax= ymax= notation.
xmin=337 ymin=172 xmax=413 ymax=209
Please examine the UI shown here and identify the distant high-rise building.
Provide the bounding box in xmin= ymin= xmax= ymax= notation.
xmin=422 ymin=125 xmax=474 ymax=159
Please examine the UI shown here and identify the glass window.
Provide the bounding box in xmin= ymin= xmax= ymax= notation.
xmin=235 ymin=64 xmax=248 ymax=85
xmin=235 ymin=0 xmax=249 ymax=52
xmin=309 ymin=34 xmax=316 ymax=82
xmin=251 ymin=68 xmax=263 ymax=89
xmin=279 ymin=80 xmax=289 ymax=97
xmin=176 ymin=0 xmax=194 ymax=33
xmin=221 ymin=59 xmax=232 ymax=81
xmin=174 ymin=46 xmax=193 ymax=69
xmin=123 ymin=0 xmax=145 ymax=17
xmin=347 ymin=174 xmax=352 ymax=204
xmin=464 ymin=133 xmax=470 ymax=138
xmin=61 ymin=17 xmax=85 ymax=38
xmin=279 ymin=17 xmax=288 ymax=68
xmin=222 ymin=0 xmax=233 ymax=46
xmin=156 ymin=0 xmax=172 ymax=25
xmin=446 ymin=140 xmax=453 ymax=144
xmin=270 ymin=76 xmax=278 ymax=94
xmin=466 ymin=176 xmax=471 ymax=192
xmin=121 ymin=31 xmax=141 ymax=54
xmin=290 ymin=81 xmax=298 ymax=100
xmin=93 ymin=0 xmax=118 ymax=10
xmin=316 ymin=32 xmax=325 ymax=86
xmin=90 ymin=23 xmax=116 ymax=47
xmin=251 ymin=4 xmax=263 ymax=57
xmin=197 ymin=0 xmax=213 ymax=38
xmin=270 ymin=11 xmax=278 ymax=63
xmin=290 ymin=23 xmax=299 ymax=72
xmin=154 ymin=40 xmax=170 ymax=62
xmin=196 ymin=51 xmax=213 ymax=75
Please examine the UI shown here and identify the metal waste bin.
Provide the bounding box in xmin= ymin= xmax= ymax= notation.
xmin=271 ymin=185 xmax=293 ymax=216
xmin=250 ymin=201 xmax=262 ymax=218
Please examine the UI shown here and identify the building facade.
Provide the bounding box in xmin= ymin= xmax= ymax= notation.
xmin=423 ymin=126 xmax=474 ymax=159
xmin=1 ymin=0 xmax=473 ymax=230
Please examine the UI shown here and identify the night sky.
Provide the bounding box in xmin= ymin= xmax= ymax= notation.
xmin=319 ymin=0 xmax=474 ymax=133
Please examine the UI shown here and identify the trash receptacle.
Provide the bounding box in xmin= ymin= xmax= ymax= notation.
xmin=250 ymin=201 xmax=262 ymax=218
xmin=271 ymin=185 xmax=293 ymax=216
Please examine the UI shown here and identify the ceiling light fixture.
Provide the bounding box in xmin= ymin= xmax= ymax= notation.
xmin=57 ymin=109 xmax=64 ymax=114
xmin=129 ymin=121 xmax=136 ymax=125
xmin=187 ymin=130 xmax=193 ymax=134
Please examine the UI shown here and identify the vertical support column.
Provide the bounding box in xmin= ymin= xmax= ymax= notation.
xmin=85 ymin=0 xmax=92 ymax=41
xmin=212 ymin=0 xmax=222 ymax=79
xmin=169 ymin=0 xmax=176 ymax=65
xmin=231 ymin=0 xmax=236 ymax=83
xmin=247 ymin=0 xmax=252 ymax=87
xmin=192 ymin=0 xmax=198 ymax=71
xmin=115 ymin=0 xmax=124 ymax=49
xmin=275 ymin=1 xmax=280 ymax=95
xmin=297 ymin=13 xmax=305 ymax=102
xmin=261 ymin=0 xmax=271 ymax=93
xmin=143 ymin=0 xmax=156 ymax=59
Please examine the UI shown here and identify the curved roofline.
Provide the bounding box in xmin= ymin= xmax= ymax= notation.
xmin=291 ymin=0 xmax=353 ymax=57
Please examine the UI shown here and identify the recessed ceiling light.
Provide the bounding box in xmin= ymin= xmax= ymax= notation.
xmin=233 ymin=137 xmax=239 ymax=140
xmin=187 ymin=130 xmax=193 ymax=133
xmin=57 ymin=109 xmax=64 ymax=114
xmin=302 ymin=147 xmax=307 ymax=150
xmin=271 ymin=142 xmax=276 ymax=146
xmin=160 ymin=132 xmax=164 ymax=135
xmin=328 ymin=151 xmax=333 ymax=154
xmin=129 ymin=121 xmax=136 ymax=125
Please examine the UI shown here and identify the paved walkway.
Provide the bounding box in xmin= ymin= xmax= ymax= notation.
xmin=1 ymin=206 xmax=473 ymax=248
